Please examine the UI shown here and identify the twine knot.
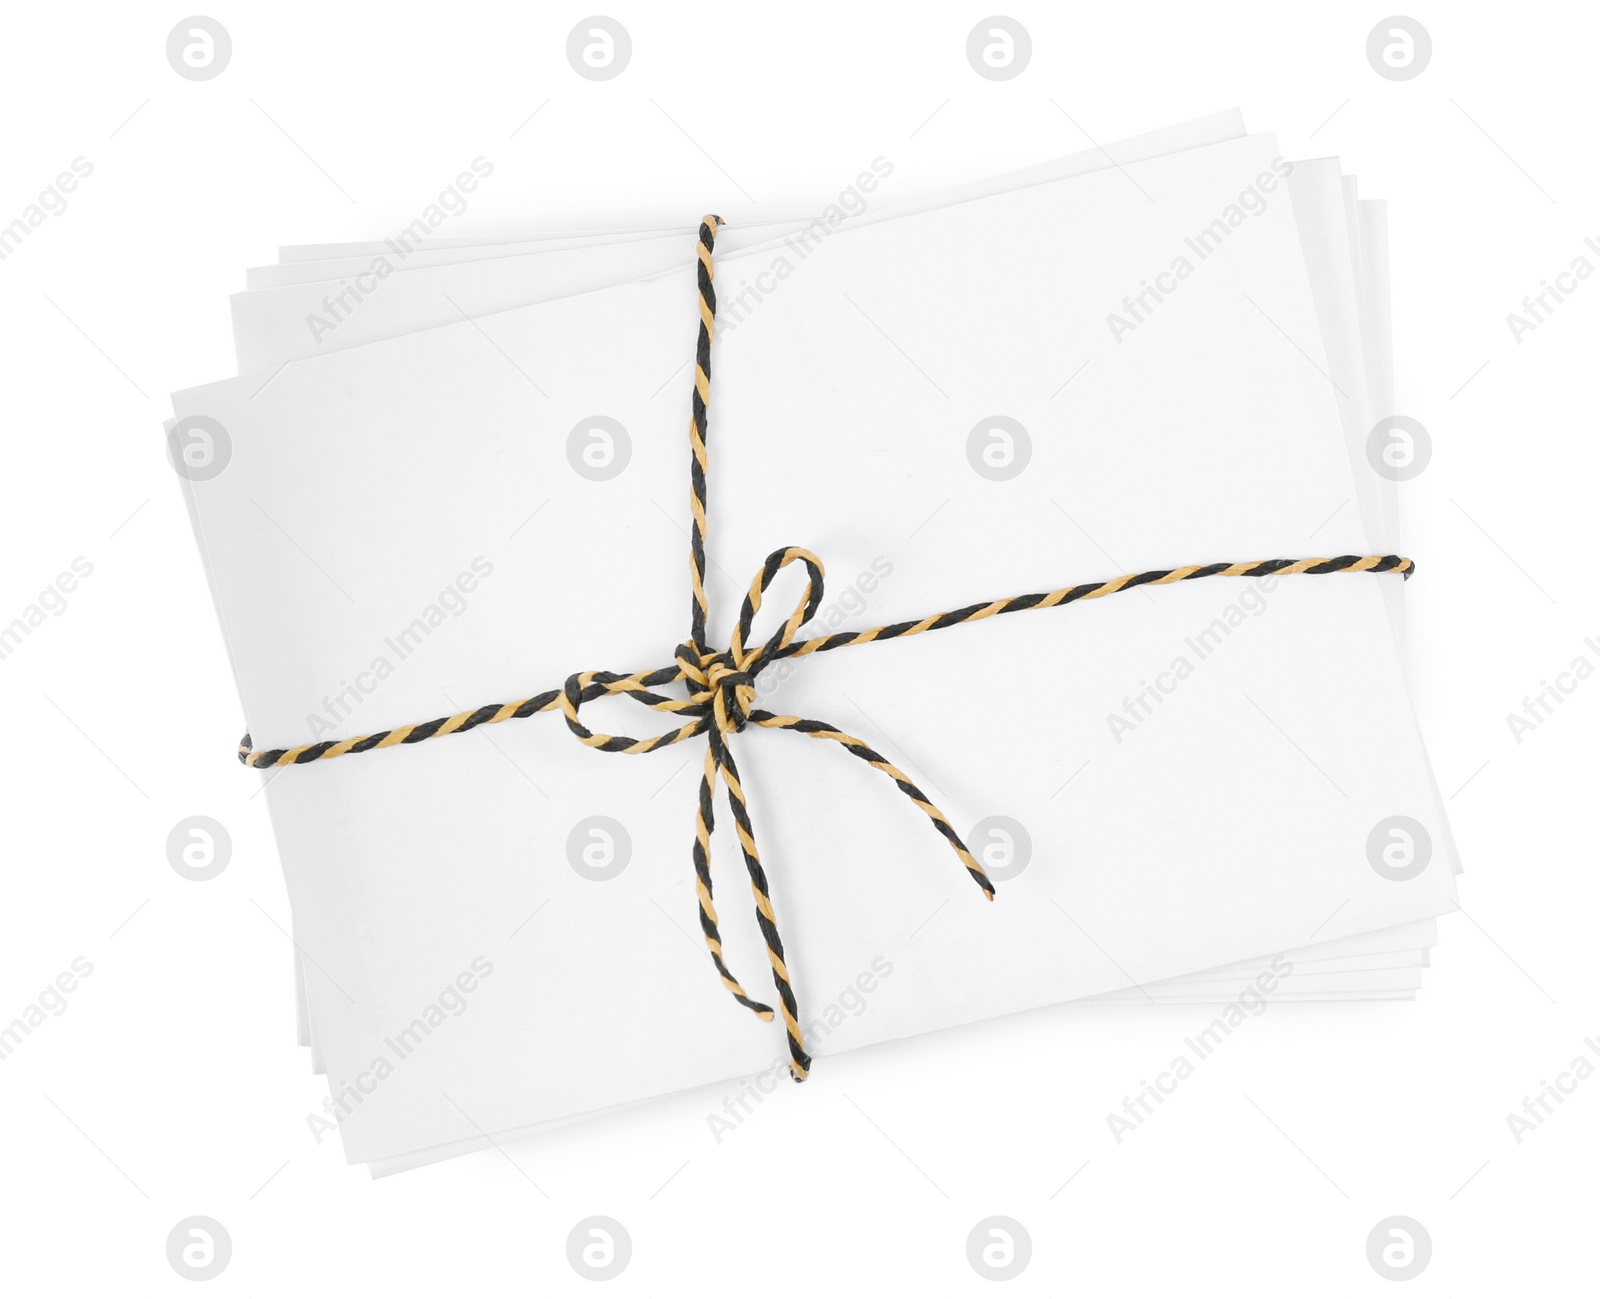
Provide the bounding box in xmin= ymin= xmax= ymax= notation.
xmin=677 ymin=645 xmax=758 ymax=734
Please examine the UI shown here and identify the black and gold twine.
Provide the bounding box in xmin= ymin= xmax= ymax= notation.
xmin=239 ymin=215 xmax=1415 ymax=1081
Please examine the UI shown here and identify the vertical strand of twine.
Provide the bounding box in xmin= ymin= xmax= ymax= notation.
xmin=683 ymin=214 xmax=812 ymax=1079
xmin=687 ymin=215 xmax=720 ymax=652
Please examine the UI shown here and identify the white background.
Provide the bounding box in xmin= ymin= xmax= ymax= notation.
xmin=0 ymin=1 xmax=1594 ymax=1292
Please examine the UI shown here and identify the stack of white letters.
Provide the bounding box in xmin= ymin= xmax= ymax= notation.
xmin=169 ymin=110 xmax=1458 ymax=1175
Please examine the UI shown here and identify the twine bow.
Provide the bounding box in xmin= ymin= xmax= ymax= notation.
xmin=237 ymin=215 xmax=1414 ymax=1083
xmin=559 ymin=544 xmax=995 ymax=1079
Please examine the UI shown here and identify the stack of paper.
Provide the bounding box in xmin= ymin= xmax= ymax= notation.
xmin=169 ymin=110 xmax=1458 ymax=1175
